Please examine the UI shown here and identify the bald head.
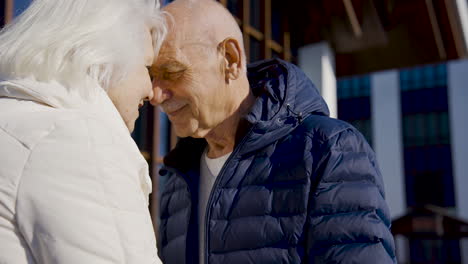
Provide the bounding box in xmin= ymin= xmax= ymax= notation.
xmin=163 ymin=0 xmax=245 ymax=65
xmin=151 ymin=0 xmax=252 ymax=140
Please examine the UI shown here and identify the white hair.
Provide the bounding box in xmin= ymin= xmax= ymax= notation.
xmin=0 ymin=0 xmax=167 ymax=99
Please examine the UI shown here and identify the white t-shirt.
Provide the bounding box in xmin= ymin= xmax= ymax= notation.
xmin=199 ymin=148 xmax=231 ymax=263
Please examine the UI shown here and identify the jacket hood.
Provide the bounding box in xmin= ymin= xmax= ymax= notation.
xmin=164 ymin=59 xmax=329 ymax=172
xmin=247 ymin=58 xmax=329 ymax=123
xmin=240 ymin=58 xmax=329 ymax=154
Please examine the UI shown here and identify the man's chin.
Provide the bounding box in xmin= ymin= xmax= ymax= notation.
xmin=173 ymin=128 xmax=196 ymax=138
xmin=190 ymin=128 xmax=211 ymax=139
xmin=173 ymin=124 xmax=210 ymax=139
xmin=170 ymin=124 xmax=189 ymax=138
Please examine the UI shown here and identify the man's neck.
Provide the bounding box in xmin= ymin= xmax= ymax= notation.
xmin=205 ymin=91 xmax=255 ymax=159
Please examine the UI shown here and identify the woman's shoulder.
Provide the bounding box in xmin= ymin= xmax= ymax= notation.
xmin=2 ymin=106 xmax=89 ymax=150
xmin=0 ymin=97 xmax=131 ymax=150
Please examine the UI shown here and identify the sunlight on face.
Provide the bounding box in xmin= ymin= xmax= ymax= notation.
xmin=108 ymin=29 xmax=155 ymax=133
xmin=150 ymin=33 xmax=235 ymax=138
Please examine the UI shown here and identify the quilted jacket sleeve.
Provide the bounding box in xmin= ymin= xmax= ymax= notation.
xmin=15 ymin=118 xmax=160 ymax=264
xmin=306 ymin=127 xmax=396 ymax=263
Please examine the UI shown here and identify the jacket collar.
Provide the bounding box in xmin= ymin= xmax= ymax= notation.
xmin=246 ymin=58 xmax=329 ymax=122
xmin=0 ymin=77 xmax=126 ymax=128
xmin=0 ymin=77 xmax=131 ymax=147
xmin=0 ymin=77 xmax=101 ymax=109
xmin=164 ymin=59 xmax=330 ymax=173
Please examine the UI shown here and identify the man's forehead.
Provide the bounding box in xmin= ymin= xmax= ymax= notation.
xmin=157 ymin=33 xmax=213 ymax=63
xmin=155 ymin=39 xmax=189 ymax=67
xmin=159 ymin=30 xmax=187 ymax=55
xmin=163 ymin=27 xmax=211 ymax=47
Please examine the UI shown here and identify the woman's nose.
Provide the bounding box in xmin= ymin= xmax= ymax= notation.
xmin=147 ymin=86 xmax=154 ymax=102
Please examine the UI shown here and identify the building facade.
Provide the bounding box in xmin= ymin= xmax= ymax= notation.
xmin=335 ymin=60 xmax=468 ymax=263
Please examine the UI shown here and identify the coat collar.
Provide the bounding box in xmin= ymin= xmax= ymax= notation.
xmin=0 ymin=77 xmax=127 ymax=131
xmin=0 ymin=77 xmax=101 ymax=109
xmin=164 ymin=59 xmax=330 ymax=173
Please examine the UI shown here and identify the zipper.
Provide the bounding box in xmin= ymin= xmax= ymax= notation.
xmin=201 ymin=110 xmax=310 ymax=263
xmin=203 ymin=124 xmax=257 ymax=264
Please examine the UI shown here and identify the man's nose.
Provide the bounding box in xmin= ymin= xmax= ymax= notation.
xmin=150 ymin=82 xmax=173 ymax=105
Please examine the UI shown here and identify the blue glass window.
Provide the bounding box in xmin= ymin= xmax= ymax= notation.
xmin=249 ymin=0 xmax=261 ymax=30
xmin=400 ymin=62 xmax=454 ymax=208
xmin=249 ymin=36 xmax=261 ymax=62
xmin=271 ymin=0 xmax=282 ymax=43
xmin=400 ymin=64 xmax=447 ymax=91
xmin=227 ymin=0 xmax=242 ymax=19
xmin=338 ymin=75 xmax=370 ymax=99
xmin=337 ymin=75 xmax=372 ymax=146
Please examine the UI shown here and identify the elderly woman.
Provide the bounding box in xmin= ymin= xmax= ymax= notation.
xmin=0 ymin=0 xmax=166 ymax=263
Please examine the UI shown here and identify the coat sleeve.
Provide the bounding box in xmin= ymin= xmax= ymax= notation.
xmin=306 ymin=127 xmax=396 ymax=263
xmin=15 ymin=118 xmax=161 ymax=264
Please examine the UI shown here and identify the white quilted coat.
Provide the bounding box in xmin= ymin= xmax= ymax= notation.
xmin=0 ymin=78 xmax=161 ymax=264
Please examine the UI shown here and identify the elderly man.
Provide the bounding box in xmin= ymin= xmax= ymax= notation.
xmin=151 ymin=0 xmax=396 ymax=263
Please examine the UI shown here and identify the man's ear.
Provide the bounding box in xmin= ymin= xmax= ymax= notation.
xmin=218 ymin=37 xmax=242 ymax=82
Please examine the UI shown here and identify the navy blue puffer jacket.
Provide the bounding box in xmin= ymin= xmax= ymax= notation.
xmin=158 ymin=59 xmax=396 ymax=264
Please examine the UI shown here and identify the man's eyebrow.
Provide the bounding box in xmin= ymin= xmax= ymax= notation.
xmin=158 ymin=61 xmax=187 ymax=71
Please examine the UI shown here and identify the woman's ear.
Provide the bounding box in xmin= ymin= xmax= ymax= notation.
xmin=218 ymin=37 xmax=242 ymax=82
